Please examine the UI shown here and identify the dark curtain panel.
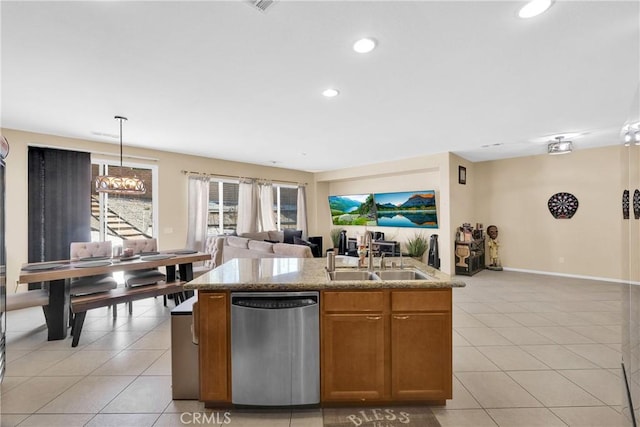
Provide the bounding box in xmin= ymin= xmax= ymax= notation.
xmin=28 ymin=148 xmax=91 ymax=284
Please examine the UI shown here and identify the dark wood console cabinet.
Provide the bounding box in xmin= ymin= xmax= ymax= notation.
xmin=454 ymin=238 xmax=485 ymax=276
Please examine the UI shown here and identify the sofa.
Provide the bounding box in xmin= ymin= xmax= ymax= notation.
xmin=212 ymin=232 xmax=314 ymax=266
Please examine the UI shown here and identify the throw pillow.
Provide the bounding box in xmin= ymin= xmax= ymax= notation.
xmin=283 ymin=229 xmax=303 ymax=244
xmin=293 ymin=236 xmax=320 ymax=258
xmin=264 ymin=239 xmax=279 ymax=244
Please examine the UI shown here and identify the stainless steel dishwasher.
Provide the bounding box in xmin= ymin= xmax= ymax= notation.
xmin=231 ymin=291 xmax=319 ymax=406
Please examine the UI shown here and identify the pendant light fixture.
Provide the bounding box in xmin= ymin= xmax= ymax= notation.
xmin=95 ymin=116 xmax=146 ymax=194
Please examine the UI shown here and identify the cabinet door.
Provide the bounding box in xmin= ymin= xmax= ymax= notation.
xmin=198 ymin=292 xmax=230 ymax=402
xmin=322 ymin=313 xmax=385 ymax=401
xmin=391 ymin=312 xmax=452 ymax=400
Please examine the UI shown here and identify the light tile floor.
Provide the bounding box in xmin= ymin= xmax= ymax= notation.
xmin=0 ymin=270 xmax=629 ymax=426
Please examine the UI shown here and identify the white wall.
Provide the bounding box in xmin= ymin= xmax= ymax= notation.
xmin=475 ymin=145 xmax=626 ymax=280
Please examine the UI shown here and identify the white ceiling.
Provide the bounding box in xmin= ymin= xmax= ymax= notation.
xmin=2 ymin=1 xmax=638 ymax=172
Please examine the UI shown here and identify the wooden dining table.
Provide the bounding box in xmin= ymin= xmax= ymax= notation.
xmin=18 ymin=250 xmax=211 ymax=341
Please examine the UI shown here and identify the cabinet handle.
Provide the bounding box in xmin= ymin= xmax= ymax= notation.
xmin=366 ymin=316 xmax=381 ymax=320
xmin=394 ymin=315 xmax=410 ymax=320
xmin=192 ymin=302 xmax=199 ymax=345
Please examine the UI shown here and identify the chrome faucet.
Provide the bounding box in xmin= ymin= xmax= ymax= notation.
xmin=363 ymin=231 xmax=374 ymax=271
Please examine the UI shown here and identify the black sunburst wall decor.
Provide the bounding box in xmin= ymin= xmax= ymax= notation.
xmin=548 ymin=192 xmax=579 ymax=219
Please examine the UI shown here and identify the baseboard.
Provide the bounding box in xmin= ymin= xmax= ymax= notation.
xmin=502 ymin=267 xmax=640 ymax=285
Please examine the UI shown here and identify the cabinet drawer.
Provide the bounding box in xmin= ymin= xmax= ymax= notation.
xmin=391 ymin=290 xmax=451 ymax=312
xmin=323 ymin=291 xmax=385 ymax=312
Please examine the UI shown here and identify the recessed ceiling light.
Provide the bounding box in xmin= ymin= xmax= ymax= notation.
xmin=353 ymin=38 xmax=377 ymax=53
xmin=518 ymin=0 xmax=553 ymax=18
xmin=322 ymin=88 xmax=339 ymax=98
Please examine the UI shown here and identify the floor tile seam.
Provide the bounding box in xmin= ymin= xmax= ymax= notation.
xmin=41 ymin=347 xmax=125 ymax=377
xmin=140 ymin=347 xmax=170 ymax=376
xmin=6 ymin=352 xmax=82 ymax=379
xmin=33 ymin=375 xmax=139 ymax=416
xmin=545 ymin=404 xmax=617 ymax=409
xmin=503 ymin=370 xmax=609 ymax=407
xmin=504 ymin=346 xmax=557 ymax=369
xmin=450 ymin=372 xmax=483 ymax=408
xmin=454 ymin=370 xmax=547 ymax=410
xmin=516 ymin=344 xmax=600 ymax=370
xmin=468 ymin=314 xmax=528 ymax=329
xmin=432 ymin=407 xmax=498 ymax=426
xmin=483 ymin=407 xmax=570 ymax=427
xmin=3 ymin=349 xmax=40 ymax=366
xmin=564 ymin=324 xmax=622 ymax=341
xmin=486 ymin=326 xmax=534 ymax=346
xmin=76 ymin=350 xmax=122 ymax=377
xmin=554 ymin=368 xmax=622 ymax=405
xmin=456 ymin=332 xmax=518 ymax=347
xmin=473 ymin=346 xmax=553 ymax=371
xmin=561 ymin=343 xmax=622 ymax=369
xmin=527 ymin=326 xmax=597 ymax=345
xmin=91 ymin=373 xmax=149 ymax=415
xmin=9 ymin=374 xmax=86 ymax=415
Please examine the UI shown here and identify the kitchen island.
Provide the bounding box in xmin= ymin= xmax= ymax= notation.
xmin=185 ymin=256 xmax=465 ymax=407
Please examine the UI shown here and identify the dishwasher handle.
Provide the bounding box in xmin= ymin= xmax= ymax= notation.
xmin=231 ymin=295 xmax=318 ymax=310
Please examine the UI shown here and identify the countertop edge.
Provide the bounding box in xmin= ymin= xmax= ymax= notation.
xmin=184 ymin=257 xmax=466 ymax=291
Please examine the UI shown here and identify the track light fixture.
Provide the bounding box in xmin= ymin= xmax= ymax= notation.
xmin=548 ymin=136 xmax=573 ymax=155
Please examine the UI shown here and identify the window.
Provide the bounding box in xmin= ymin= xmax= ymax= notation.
xmin=273 ymin=185 xmax=298 ymax=230
xmin=206 ymin=180 xmax=298 ymax=234
xmin=208 ymin=180 xmax=239 ymax=235
xmin=91 ymin=162 xmax=157 ymax=246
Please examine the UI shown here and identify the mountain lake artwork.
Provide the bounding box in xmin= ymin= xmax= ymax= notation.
xmin=328 ymin=194 xmax=377 ymax=226
xmin=374 ymin=191 xmax=438 ymax=228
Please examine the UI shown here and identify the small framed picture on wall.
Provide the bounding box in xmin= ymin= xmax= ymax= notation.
xmin=458 ymin=166 xmax=466 ymax=185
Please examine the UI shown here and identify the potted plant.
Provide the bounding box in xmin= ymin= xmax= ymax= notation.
xmin=330 ymin=228 xmax=342 ymax=252
xmin=405 ymin=232 xmax=429 ymax=260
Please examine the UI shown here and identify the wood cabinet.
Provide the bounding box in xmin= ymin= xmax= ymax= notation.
xmin=196 ymin=287 xmax=453 ymax=406
xmin=322 ymin=313 xmax=386 ymax=401
xmin=321 ymin=289 xmax=452 ymax=403
xmin=198 ymin=291 xmax=230 ymax=402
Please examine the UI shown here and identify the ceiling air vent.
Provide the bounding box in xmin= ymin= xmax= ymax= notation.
xmin=247 ymin=0 xmax=275 ymax=12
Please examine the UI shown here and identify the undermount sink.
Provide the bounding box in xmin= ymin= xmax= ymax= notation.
xmin=375 ymin=269 xmax=432 ymax=281
xmin=327 ymin=270 xmax=381 ymax=281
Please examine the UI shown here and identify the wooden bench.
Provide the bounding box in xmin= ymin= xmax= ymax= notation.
xmin=6 ymin=289 xmax=50 ymax=311
xmin=70 ymin=281 xmax=188 ymax=347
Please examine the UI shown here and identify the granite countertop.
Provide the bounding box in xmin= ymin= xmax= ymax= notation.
xmin=184 ymin=256 xmax=466 ymax=291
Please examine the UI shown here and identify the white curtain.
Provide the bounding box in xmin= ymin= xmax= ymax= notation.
xmin=258 ymin=183 xmax=277 ymax=232
xmin=296 ymin=185 xmax=308 ymax=239
xmin=236 ymin=179 xmax=257 ymax=235
xmin=186 ymin=176 xmax=210 ymax=251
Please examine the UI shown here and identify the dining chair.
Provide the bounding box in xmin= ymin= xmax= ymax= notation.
xmin=192 ymin=235 xmax=222 ymax=279
xmin=69 ymin=241 xmax=119 ymax=320
xmin=122 ymin=238 xmax=167 ymax=314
